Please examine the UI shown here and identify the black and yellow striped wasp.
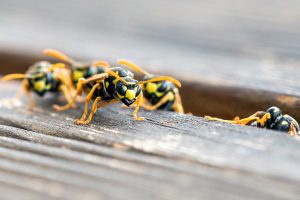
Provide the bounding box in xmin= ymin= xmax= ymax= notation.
xmin=53 ymin=62 xmax=181 ymax=125
xmin=117 ymin=60 xmax=184 ymax=113
xmin=1 ymin=61 xmax=74 ymax=109
xmin=43 ymin=49 xmax=110 ymax=84
xmin=205 ymin=106 xmax=299 ymax=136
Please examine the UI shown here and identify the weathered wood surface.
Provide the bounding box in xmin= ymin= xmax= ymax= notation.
xmin=0 ymin=82 xmax=300 ymax=200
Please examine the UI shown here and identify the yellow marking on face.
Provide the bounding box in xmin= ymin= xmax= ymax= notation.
xmin=146 ymin=82 xmax=158 ymax=93
xmin=260 ymin=113 xmax=271 ymax=126
xmin=281 ymin=121 xmax=288 ymax=126
xmin=72 ymin=70 xmax=84 ymax=82
xmin=117 ymin=92 xmax=124 ymax=99
xmin=125 ymin=90 xmax=136 ymax=100
xmin=45 ymin=84 xmax=51 ymax=90
xmin=156 ymin=92 xmax=164 ymax=97
xmin=122 ymin=85 xmax=127 ymax=91
xmin=113 ymin=79 xmax=118 ymax=84
xmin=168 ymin=93 xmax=175 ymax=100
xmin=106 ymin=81 xmax=109 ymax=88
xmin=34 ymin=81 xmax=46 ymax=92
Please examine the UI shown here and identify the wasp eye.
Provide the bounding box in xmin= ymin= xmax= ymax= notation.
xmin=116 ymin=81 xmax=127 ymax=95
xmin=120 ymin=85 xmax=127 ymax=94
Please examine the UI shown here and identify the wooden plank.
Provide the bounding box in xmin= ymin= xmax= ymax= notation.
xmin=0 ymin=82 xmax=299 ymax=199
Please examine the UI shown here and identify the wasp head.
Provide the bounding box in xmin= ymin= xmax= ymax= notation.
xmin=27 ymin=61 xmax=56 ymax=96
xmin=113 ymin=77 xmax=141 ymax=106
xmin=265 ymin=106 xmax=282 ymax=128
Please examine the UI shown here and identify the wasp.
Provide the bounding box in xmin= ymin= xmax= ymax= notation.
xmin=53 ymin=63 xmax=181 ymax=125
xmin=205 ymin=106 xmax=299 ymax=136
xmin=43 ymin=49 xmax=110 ymax=84
xmin=1 ymin=61 xmax=74 ymax=109
xmin=117 ymin=60 xmax=184 ymax=113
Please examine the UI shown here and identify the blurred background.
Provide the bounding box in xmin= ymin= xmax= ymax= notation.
xmin=1 ymin=0 xmax=300 ymax=118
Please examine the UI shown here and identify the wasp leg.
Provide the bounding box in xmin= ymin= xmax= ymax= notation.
xmin=54 ymin=73 xmax=108 ymax=111
xmin=15 ymin=79 xmax=27 ymax=100
xmin=58 ymin=84 xmax=77 ymax=108
xmin=53 ymin=77 xmax=86 ymax=111
xmin=56 ymin=68 xmax=75 ymax=92
xmin=233 ymin=116 xmax=240 ymax=121
xmin=205 ymin=116 xmax=260 ymax=125
xmin=248 ymin=111 xmax=267 ymax=118
xmin=233 ymin=111 xmax=270 ymax=126
xmin=75 ymin=99 xmax=117 ymax=125
xmin=259 ymin=113 xmax=271 ymax=127
xmin=133 ymin=91 xmax=145 ymax=121
xmin=75 ymin=97 xmax=101 ymax=125
xmin=23 ymin=80 xmax=35 ymax=110
xmin=204 ymin=116 xmax=237 ymax=123
xmin=173 ymin=89 xmax=184 ymax=114
xmin=53 ymin=73 xmax=107 ymax=111
xmin=288 ymin=122 xmax=298 ymax=136
xmin=142 ymin=92 xmax=173 ymax=111
xmin=2 ymin=74 xmax=27 ymax=100
xmin=234 ymin=117 xmax=260 ymax=125
xmin=230 ymin=111 xmax=266 ymax=122
xmin=55 ymin=68 xmax=76 ymax=102
xmin=78 ymin=83 xmax=100 ymax=121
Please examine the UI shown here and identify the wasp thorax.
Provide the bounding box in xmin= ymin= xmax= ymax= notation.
xmin=27 ymin=61 xmax=52 ymax=74
xmin=111 ymin=67 xmax=134 ymax=78
xmin=72 ymin=63 xmax=107 ymax=83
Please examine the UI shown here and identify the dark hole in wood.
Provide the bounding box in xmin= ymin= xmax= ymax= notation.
xmin=1 ymin=52 xmax=300 ymax=121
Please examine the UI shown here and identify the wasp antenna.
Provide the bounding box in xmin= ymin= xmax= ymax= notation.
xmin=48 ymin=63 xmax=66 ymax=72
xmin=106 ymin=70 xmax=129 ymax=84
xmin=43 ymin=48 xmax=75 ymax=64
xmin=92 ymin=60 xmax=110 ymax=68
xmin=49 ymin=63 xmax=66 ymax=72
xmin=139 ymin=76 xmax=181 ymax=88
xmin=1 ymin=73 xmax=27 ymax=82
xmin=117 ymin=59 xmax=151 ymax=76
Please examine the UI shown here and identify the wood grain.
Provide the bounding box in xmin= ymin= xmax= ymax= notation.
xmin=0 ymin=82 xmax=299 ymax=199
